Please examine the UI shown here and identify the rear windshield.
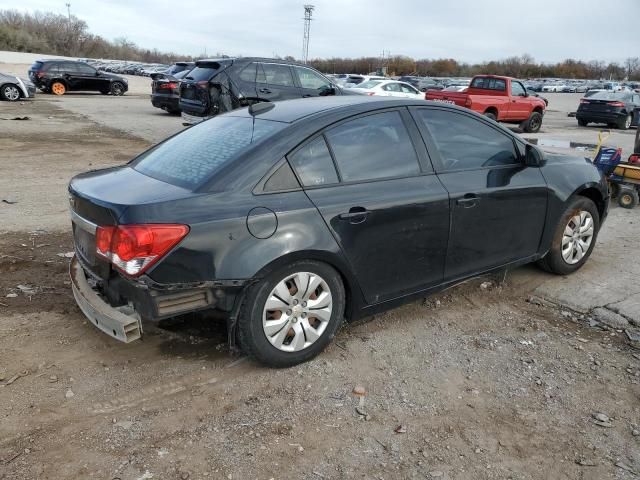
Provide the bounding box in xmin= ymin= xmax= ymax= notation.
xmin=588 ymin=92 xmax=631 ymax=101
xmin=30 ymin=61 xmax=44 ymax=70
xmin=133 ymin=115 xmax=285 ymax=189
xmin=184 ymin=64 xmax=222 ymax=82
xmin=471 ymin=77 xmax=506 ymax=91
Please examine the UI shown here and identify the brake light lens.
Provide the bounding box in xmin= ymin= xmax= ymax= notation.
xmin=196 ymin=80 xmax=209 ymax=87
xmin=580 ymin=99 xmax=590 ymax=104
xmin=607 ymin=101 xmax=625 ymax=107
xmin=367 ymin=92 xmax=375 ymax=96
xmin=96 ymin=224 xmax=189 ymax=276
xmin=157 ymin=82 xmax=178 ymax=90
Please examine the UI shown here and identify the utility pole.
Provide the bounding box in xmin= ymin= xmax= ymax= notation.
xmin=65 ymin=3 xmax=71 ymax=21
xmin=302 ymin=5 xmax=314 ymax=64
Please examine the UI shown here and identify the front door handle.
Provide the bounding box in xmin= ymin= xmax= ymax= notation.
xmin=338 ymin=207 xmax=370 ymax=224
xmin=456 ymin=194 xmax=480 ymax=208
xmin=259 ymin=88 xmax=272 ymax=94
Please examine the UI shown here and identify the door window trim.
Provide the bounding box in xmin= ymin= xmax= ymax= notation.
xmin=409 ymin=106 xmax=525 ymax=174
xmin=285 ymin=107 xmax=436 ymax=190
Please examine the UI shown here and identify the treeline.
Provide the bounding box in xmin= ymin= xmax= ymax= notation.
xmin=2 ymin=9 xmax=639 ymax=80
xmin=310 ymin=54 xmax=640 ymax=81
xmin=0 ymin=10 xmax=191 ymax=64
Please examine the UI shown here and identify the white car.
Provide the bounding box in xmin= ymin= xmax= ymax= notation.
xmin=343 ymin=75 xmax=386 ymax=88
xmin=349 ymin=80 xmax=424 ymax=99
xmin=542 ymin=83 xmax=566 ymax=93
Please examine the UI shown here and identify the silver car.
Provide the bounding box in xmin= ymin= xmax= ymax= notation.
xmin=0 ymin=72 xmax=36 ymax=101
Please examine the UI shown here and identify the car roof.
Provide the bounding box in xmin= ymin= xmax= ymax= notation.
xmin=227 ymin=96 xmax=432 ymax=124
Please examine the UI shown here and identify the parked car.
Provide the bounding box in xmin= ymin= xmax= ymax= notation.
xmin=166 ymin=62 xmax=195 ymax=76
xmin=415 ymin=78 xmax=444 ymax=92
xmin=442 ymin=85 xmax=468 ymax=92
xmin=68 ymin=96 xmax=608 ymax=367
xmin=0 ymin=72 xmax=36 ymax=101
xmin=426 ymin=75 xmax=546 ymax=132
xmin=526 ymin=88 xmax=549 ymax=106
xmin=150 ymin=69 xmax=191 ymax=114
xmin=577 ymin=91 xmax=640 ymax=129
xmin=179 ymin=57 xmax=347 ymax=124
xmin=542 ymin=83 xmax=566 ymax=92
xmin=348 ymin=80 xmax=424 ymax=98
xmin=28 ymin=60 xmax=128 ymax=96
xmin=343 ymin=74 xmax=386 ymax=87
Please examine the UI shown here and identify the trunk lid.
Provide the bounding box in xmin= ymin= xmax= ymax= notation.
xmin=425 ymin=90 xmax=468 ymax=107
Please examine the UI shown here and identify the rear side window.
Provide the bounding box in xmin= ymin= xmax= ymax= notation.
xmin=185 ymin=65 xmax=220 ymax=82
xmin=288 ymin=136 xmax=339 ymax=186
xmin=471 ymin=77 xmax=506 ymax=91
xmin=133 ymin=116 xmax=285 ymax=189
xmin=238 ymin=62 xmax=257 ymax=82
xmin=324 ymin=111 xmax=421 ymax=182
xmin=257 ymin=64 xmax=295 ymax=87
xmin=417 ymin=109 xmax=519 ymax=171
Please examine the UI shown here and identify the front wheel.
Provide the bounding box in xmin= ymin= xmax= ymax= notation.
xmin=110 ymin=81 xmax=125 ymax=96
xmin=537 ymin=197 xmax=600 ymax=275
xmin=238 ymin=260 xmax=346 ymax=368
xmin=618 ymin=114 xmax=632 ymax=130
xmin=523 ymin=112 xmax=543 ymax=133
xmin=577 ymin=118 xmax=588 ymax=127
xmin=0 ymin=84 xmax=21 ymax=101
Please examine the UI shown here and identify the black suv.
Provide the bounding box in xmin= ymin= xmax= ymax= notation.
xmin=28 ymin=60 xmax=128 ymax=96
xmin=179 ymin=57 xmax=343 ymax=123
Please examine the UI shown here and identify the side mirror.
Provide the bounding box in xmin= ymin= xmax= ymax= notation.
xmin=319 ymin=84 xmax=336 ymax=96
xmin=524 ymin=144 xmax=542 ymax=167
xmin=95 ymin=71 xmax=101 ymax=76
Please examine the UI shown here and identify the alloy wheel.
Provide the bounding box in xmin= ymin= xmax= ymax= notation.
xmin=262 ymin=272 xmax=333 ymax=353
xmin=561 ymin=210 xmax=594 ymax=265
xmin=624 ymin=115 xmax=632 ymax=129
xmin=3 ymin=85 xmax=20 ymax=101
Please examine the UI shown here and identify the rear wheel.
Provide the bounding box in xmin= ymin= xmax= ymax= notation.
xmin=524 ymin=111 xmax=543 ymax=133
xmin=577 ymin=118 xmax=588 ymax=127
xmin=51 ymin=81 xmax=66 ymax=96
xmin=618 ymin=188 xmax=639 ymax=209
xmin=238 ymin=260 xmax=346 ymax=368
xmin=537 ymin=197 xmax=600 ymax=275
xmin=109 ymin=81 xmax=125 ymax=96
xmin=618 ymin=114 xmax=632 ymax=130
xmin=0 ymin=84 xmax=21 ymax=101
xmin=484 ymin=111 xmax=497 ymax=122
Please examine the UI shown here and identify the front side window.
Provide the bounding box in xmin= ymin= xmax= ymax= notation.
xmin=417 ymin=109 xmax=519 ymax=171
xmin=257 ymin=64 xmax=295 ymax=87
xmin=133 ymin=116 xmax=285 ymax=189
xmin=324 ymin=111 xmax=421 ymax=182
xmin=288 ymin=136 xmax=339 ymax=187
xmin=511 ymin=81 xmax=526 ymax=97
xmin=295 ymin=67 xmax=330 ymax=90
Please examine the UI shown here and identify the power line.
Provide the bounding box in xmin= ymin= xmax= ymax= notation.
xmin=302 ymin=4 xmax=314 ymax=64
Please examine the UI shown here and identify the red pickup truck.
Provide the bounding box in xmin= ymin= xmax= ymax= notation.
xmin=425 ymin=75 xmax=546 ymax=133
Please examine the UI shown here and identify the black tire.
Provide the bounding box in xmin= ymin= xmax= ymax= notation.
xmin=109 ymin=81 xmax=125 ymax=96
xmin=238 ymin=260 xmax=346 ymax=368
xmin=617 ymin=114 xmax=632 ymax=130
xmin=537 ymin=197 xmax=600 ymax=275
xmin=484 ymin=111 xmax=497 ymax=122
xmin=577 ymin=118 xmax=588 ymax=127
xmin=523 ymin=111 xmax=543 ymax=133
xmin=0 ymin=83 xmax=21 ymax=101
xmin=618 ymin=188 xmax=639 ymax=209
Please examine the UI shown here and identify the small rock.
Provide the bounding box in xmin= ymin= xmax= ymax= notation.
xmin=480 ymin=281 xmax=492 ymax=290
xmin=65 ymin=389 xmax=74 ymax=399
xmin=48 ymin=375 xmax=58 ymax=383
xmin=475 ymin=448 xmax=481 ymax=453
xmin=593 ymin=413 xmax=609 ymax=423
xmin=592 ymin=308 xmax=629 ymax=329
xmin=632 ymin=429 xmax=639 ymax=437
xmin=355 ymin=406 xmax=368 ymax=417
xmin=428 ymin=472 xmax=444 ymax=478
xmin=6 ymin=293 xmax=17 ymax=298
xmin=24 ymin=448 xmax=30 ymax=454
xmin=394 ymin=425 xmax=407 ymax=434
xmin=352 ymin=385 xmax=366 ymax=396
xmin=180 ymin=473 xmax=190 ymax=480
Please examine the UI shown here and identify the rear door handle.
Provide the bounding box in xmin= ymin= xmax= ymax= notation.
xmin=259 ymin=88 xmax=272 ymax=94
xmin=456 ymin=194 xmax=480 ymax=208
xmin=338 ymin=207 xmax=370 ymax=224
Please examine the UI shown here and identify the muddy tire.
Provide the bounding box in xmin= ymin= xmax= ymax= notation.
xmin=238 ymin=260 xmax=345 ymax=368
xmin=51 ymin=81 xmax=66 ymax=96
xmin=618 ymin=188 xmax=639 ymax=209
xmin=523 ymin=112 xmax=543 ymax=133
xmin=537 ymin=197 xmax=600 ymax=275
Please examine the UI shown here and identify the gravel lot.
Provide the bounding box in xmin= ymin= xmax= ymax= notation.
xmin=1 ymin=62 xmax=639 ymax=480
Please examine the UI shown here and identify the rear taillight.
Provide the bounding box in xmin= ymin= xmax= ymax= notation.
xmin=579 ymin=99 xmax=590 ymax=104
xmin=367 ymin=92 xmax=375 ymax=96
xmin=96 ymin=224 xmax=189 ymax=277
xmin=157 ymin=82 xmax=178 ymax=90
xmin=607 ymin=101 xmax=625 ymax=107
xmin=196 ymin=80 xmax=209 ymax=87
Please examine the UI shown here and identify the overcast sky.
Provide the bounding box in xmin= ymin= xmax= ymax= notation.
xmin=13 ymin=0 xmax=640 ymax=63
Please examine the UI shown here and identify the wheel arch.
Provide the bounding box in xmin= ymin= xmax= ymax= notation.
xmin=250 ymin=249 xmax=364 ymax=321
xmin=533 ymin=106 xmax=544 ymax=115
xmin=574 ymin=185 xmax=607 ymax=220
xmin=484 ymin=106 xmax=498 ymax=116
xmin=0 ymin=82 xmax=22 ymax=98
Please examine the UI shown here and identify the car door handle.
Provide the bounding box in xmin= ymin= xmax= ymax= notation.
xmin=259 ymin=88 xmax=272 ymax=94
xmin=456 ymin=194 xmax=480 ymax=208
xmin=338 ymin=207 xmax=370 ymax=224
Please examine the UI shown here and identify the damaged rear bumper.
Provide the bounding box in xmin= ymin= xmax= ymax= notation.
xmin=70 ymin=256 xmax=142 ymax=343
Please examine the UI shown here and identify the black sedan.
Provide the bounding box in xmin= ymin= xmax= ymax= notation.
xmin=150 ymin=69 xmax=191 ymax=114
xmin=577 ymin=91 xmax=640 ymax=129
xmin=68 ymin=97 xmax=608 ymax=367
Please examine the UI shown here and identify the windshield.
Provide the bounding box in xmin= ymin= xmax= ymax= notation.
xmin=133 ymin=115 xmax=285 ymax=189
xmin=184 ymin=65 xmax=221 ymax=81
xmin=589 ymin=92 xmax=631 ymax=101
xmin=355 ymin=80 xmax=383 ymax=89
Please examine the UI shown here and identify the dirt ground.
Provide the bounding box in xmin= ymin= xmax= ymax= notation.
xmin=1 ymin=81 xmax=640 ymax=480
